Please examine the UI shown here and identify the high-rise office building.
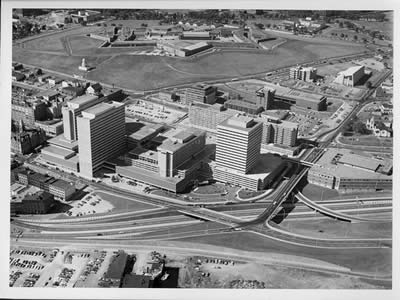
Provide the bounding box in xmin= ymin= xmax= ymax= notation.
xmin=215 ymin=115 xmax=262 ymax=174
xmin=62 ymin=94 xmax=103 ymax=141
xmin=77 ymin=101 xmax=126 ymax=178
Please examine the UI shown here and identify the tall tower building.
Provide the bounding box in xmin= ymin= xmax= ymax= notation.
xmin=215 ymin=115 xmax=262 ymax=174
xmin=77 ymin=101 xmax=126 ymax=178
xmin=62 ymin=94 xmax=103 ymax=141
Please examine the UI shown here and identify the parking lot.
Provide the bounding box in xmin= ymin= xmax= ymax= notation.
xmin=10 ymin=247 xmax=114 ymax=288
xmin=125 ymin=100 xmax=187 ymax=125
xmin=64 ymin=192 xmax=113 ymax=217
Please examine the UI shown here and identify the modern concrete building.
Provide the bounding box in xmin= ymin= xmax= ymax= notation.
xmin=289 ymin=66 xmax=317 ymax=82
xmin=188 ymin=102 xmax=237 ymax=132
xmin=111 ymin=128 xmax=207 ymax=193
xmin=308 ymin=149 xmax=392 ymax=192
xmin=334 ymin=65 xmax=365 ymax=87
xmin=182 ymin=84 xmax=217 ymax=105
xmin=257 ymin=115 xmax=298 ymax=147
xmin=61 ymin=94 xmax=102 ymax=141
xmin=262 ymin=82 xmax=327 ymax=111
xmin=213 ymin=115 xmax=272 ymax=190
xmin=215 ymin=116 xmax=262 ymax=174
xmin=35 ymin=120 xmax=64 ymax=137
xmin=77 ymin=101 xmax=126 ymax=178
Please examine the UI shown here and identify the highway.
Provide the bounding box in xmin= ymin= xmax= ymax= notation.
xmin=294 ymin=190 xmax=391 ymax=223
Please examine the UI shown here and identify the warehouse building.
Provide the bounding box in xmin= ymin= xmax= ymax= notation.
xmin=308 ymin=149 xmax=392 ymax=192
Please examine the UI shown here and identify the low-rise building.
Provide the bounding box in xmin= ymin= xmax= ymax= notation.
xmin=181 ymin=84 xmax=217 ymax=105
xmin=103 ymin=250 xmax=129 ymax=287
xmin=35 ymin=120 xmax=64 ymax=137
xmin=308 ymin=149 xmax=392 ymax=192
xmin=157 ymin=40 xmax=212 ymax=57
xmin=49 ymin=179 xmax=76 ymax=201
xmin=11 ymin=190 xmax=55 ymax=215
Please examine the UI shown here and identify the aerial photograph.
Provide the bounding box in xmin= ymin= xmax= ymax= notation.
xmin=8 ymin=7 xmax=393 ymax=291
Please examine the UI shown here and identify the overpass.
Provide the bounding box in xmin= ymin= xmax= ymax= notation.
xmin=294 ymin=190 xmax=391 ymax=223
xmin=177 ymin=208 xmax=244 ymax=227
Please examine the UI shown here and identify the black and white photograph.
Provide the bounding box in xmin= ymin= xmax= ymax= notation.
xmin=1 ymin=0 xmax=399 ymax=299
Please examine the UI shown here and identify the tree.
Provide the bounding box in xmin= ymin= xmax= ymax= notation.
xmin=339 ymin=22 xmax=344 ymax=28
xmin=352 ymin=121 xmax=370 ymax=135
xmin=340 ymin=33 xmax=345 ymax=38
xmin=366 ymin=81 xmax=372 ymax=89
xmin=353 ymin=35 xmax=358 ymax=40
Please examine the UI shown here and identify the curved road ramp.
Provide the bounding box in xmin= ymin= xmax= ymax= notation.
xmin=294 ymin=190 xmax=391 ymax=223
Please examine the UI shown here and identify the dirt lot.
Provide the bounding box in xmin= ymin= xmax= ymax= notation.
xmin=169 ymin=254 xmax=386 ymax=289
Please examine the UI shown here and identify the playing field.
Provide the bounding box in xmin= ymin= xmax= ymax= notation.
xmin=13 ymin=28 xmax=367 ymax=91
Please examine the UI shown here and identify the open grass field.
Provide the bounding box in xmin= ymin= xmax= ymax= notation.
xmin=13 ymin=27 xmax=367 ymax=91
xmin=279 ymin=218 xmax=392 ymax=240
xmin=175 ymin=231 xmax=391 ymax=276
xmin=95 ymin=191 xmax=158 ymax=211
xmin=68 ymin=35 xmax=104 ymax=54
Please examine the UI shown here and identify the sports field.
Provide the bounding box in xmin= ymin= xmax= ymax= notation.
xmin=13 ymin=27 xmax=367 ymax=91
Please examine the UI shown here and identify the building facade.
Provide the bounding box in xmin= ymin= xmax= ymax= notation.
xmin=258 ymin=116 xmax=298 ymax=147
xmin=215 ymin=116 xmax=262 ymax=174
xmin=182 ymin=84 xmax=217 ymax=105
xmin=188 ymin=102 xmax=237 ymax=132
xmin=77 ymin=101 xmax=126 ymax=178
xmin=61 ymin=94 xmax=102 ymax=141
xmin=289 ymin=66 xmax=317 ymax=82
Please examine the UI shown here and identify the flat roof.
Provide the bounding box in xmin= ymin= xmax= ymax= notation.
xmin=37 ymin=89 xmax=59 ymax=98
xmin=285 ymin=89 xmax=325 ymax=102
xmin=336 ymin=152 xmax=381 ymax=172
xmin=158 ymin=128 xmax=205 ymax=153
xmin=312 ymin=149 xmax=392 ymax=179
xmin=67 ymin=94 xmax=98 ymax=107
xmin=48 ymin=134 xmax=79 ymax=150
xmin=256 ymin=115 xmax=298 ymax=129
xmin=49 ymin=179 xmax=75 ymax=190
xmin=41 ymin=145 xmax=76 ymax=159
xmin=81 ymin=101 xmax=123 ymax=118
xmin=341 ymin=65 xmax=364 ymax=76
xmin=129 ymin=147 xmax=158 ymax=160
xmin=126 ymin=122 xmax=164 ymax=141
xmin=184 ymin=41 xmax=209 ymax=50
xmin=218 ymin=115 xmax=260 ymax=132
xmin=105 ymin=250 xmax=128 ymax=280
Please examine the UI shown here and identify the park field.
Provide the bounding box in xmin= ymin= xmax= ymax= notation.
xmin=13 ymin=31 xmax=367 ymax=91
